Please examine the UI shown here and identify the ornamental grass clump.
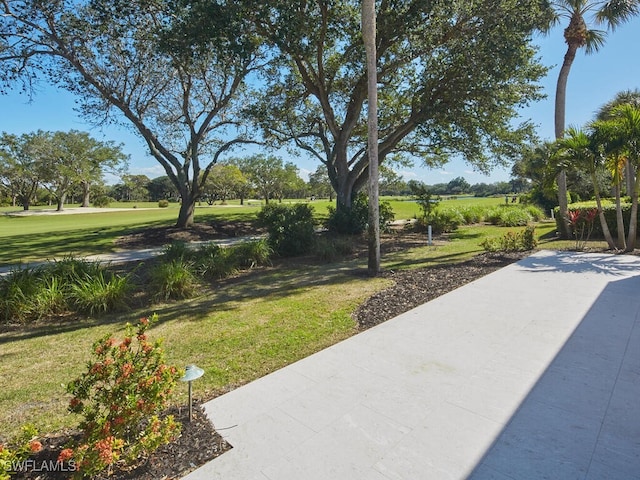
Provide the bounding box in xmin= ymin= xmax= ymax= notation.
xmin=64 ymin=316 xmax=181 ymax=477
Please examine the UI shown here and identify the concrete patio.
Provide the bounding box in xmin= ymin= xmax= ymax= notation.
xmin=183 ymin=250 xmax=640 ymax=480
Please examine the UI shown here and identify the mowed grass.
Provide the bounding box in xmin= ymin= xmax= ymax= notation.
xmin=1 ymin=196 xmax=600 ymax=440
xmin=0 ymin=204 xmax=261 ymax=266
xmin=0 ymin=260 xmax=390 ymax=438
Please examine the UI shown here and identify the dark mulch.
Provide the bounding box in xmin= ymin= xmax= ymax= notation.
xmin=354 ymin=251 xmax=529 ymax=330
xmin=13 ymin=405 xmax=230 ymax=480
xmin=11 ymin=224 xmax=531 ymax=479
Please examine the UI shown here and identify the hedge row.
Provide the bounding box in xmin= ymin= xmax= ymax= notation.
xmin=554 ymin=202 xmax=640 ymax=238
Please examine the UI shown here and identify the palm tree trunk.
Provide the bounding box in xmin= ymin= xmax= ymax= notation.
xmin=625 ymin=169 xmax=640 ymax=251
xmin=554 ymin=44 xmax=579 ymax=239
xmin=592 ymin=172 xmax=616 ymax=250
xmin=614 ymin=182 xmax=626 ymax=250
xmin=362 ymin=0 xmax=380 ymax=276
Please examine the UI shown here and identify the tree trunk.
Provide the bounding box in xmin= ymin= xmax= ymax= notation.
xmin=625 ymin=168 xmax=640 ymax=251
xmin=362 ymin=0 xmax=379 ymax=276
xmin=56 ymin=192 xmax=66 ymax=212
xmin=554 ymin=43 xmax=579 ymax=239
xmin=81 ymin=181 xmax=91 ymax=207
xmin=176 ymin=198 xmax=195 ymax=228
xmin=614 ymin=182 xmax=626 ymax=250
xmin=592 ymin=171 xmax=616 ymax=250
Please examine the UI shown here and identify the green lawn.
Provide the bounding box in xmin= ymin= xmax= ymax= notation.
xmin=0 ymin=197 xmax=609 ymax=440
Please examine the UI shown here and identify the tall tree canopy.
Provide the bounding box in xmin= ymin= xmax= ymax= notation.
xmin=0 ymin=0 xmax=261 ymax=227
xmin=243 ymin=0 xmax=552 ymax=210
xmin=549 ymin=0 xmax=640 ymax=237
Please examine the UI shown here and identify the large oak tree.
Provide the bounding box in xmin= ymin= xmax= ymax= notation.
xmin=243 ymin=0 xmax=552 ymax=213
xmin=1 ymin=0 xmax=261 ymax=227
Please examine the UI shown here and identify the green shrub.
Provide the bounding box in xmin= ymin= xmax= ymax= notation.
xmin=30 ymin=276 xmax=69 ymax=319
xmin=158 ymin=199 xmax=169 ymax=208
xmin=553 ymin=202 xmax=640 ymax=239
xmin=0 ymin=267 xmax=44 ymax=323
xmin=258 ymin=203 xmax=316 ymax=256
xmin=150 ymin=259 xmax=198 ymax=301
xmin=428 ymin=208 xmax=464 ymax=233
xmin=231 ymin=239 xmax=273 ymax=268
xmin=163 ymin=241 xmax=192 ymax=262
xmin=0 ymin=424 xmax=44 ymax=479
xmin=194 ymin=246 xmax=238 ymax=280
xmin=326 ymin=193 xmax=395 ymax=234
xmin=481 ymin=225 xmax=538 ymax=252
xmin=65 ymin=316 xmax=180 ymax=477
xmin=91 ymin=195 xmax=112 ymax=208
xmin=486 ymin=205 xmax=542 ymax=227
xmin=313 ymin=235 xmax=357 ymax=263
xmin=69 ymin=271 xmax=131 ymax=315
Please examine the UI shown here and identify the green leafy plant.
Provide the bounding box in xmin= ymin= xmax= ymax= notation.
xmin=194 ymin=245 xmax=238 ymax=280
xmin=0 ymin=425 xmax=43 ymax=480
xmin=481 ymin=225 xmax=538 ymax=252
xmin=158 ymin=199 xmax=169 ymax=208
xmin=150 ymin=259 xmax=198 ymax=301
xmin=65 ymin=316 xmax=181 ymax=477
xmin=326 ymin=193 xmax=395 ymax=234
xmin=69 ymin=271 xmax=131 ymax=315
xmin=91 ymin=195 xmax=112 ymax=208
xmin=313 ymin=235 xmax=356 ymax=263
xmin=231 ymin=239 xmax=273 ymax=268
xmin=258 ymin=203 xmax=316 ymax=256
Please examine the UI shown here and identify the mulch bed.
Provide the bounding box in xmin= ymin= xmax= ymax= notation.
xmin=13 ymin=405 xmax=230 ymax=480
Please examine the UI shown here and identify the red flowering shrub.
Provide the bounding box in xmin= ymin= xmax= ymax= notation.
xmin=65 ymin=315 xmax=181 ymax=477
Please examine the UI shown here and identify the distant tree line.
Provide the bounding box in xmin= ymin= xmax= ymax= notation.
xmin=0 ymin=130 xmax=127 ymax=210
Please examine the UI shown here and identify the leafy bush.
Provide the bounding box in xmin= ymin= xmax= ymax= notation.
xmin=194 ymin=245 xmax=238 ymax=280
xmin=313 ymin=235 xmax=357 ymax=263
xmin=163 ymin=241 xmax=192 ymax=262
xmin=29 ymin=276 xmax=69 ymax=319
xmin=481 ymin=225 xmax=538 ymax=252
xmin=65 ymin=316 xmax=181 ymax=477
xmin=258 ymin=203 xmax=316 ymax=256
xmin=486 ymin=205 xmax=543 ymax=227
xmin=0 ymin=267 xmax=42 ymax=323
xmin=419 ymin=208 xmax=464 ymax=233
xmin=91 ymin=195 xmax=112 ymax=208
xmin=231 ymin=239 xmax=273 ymax=268
xmin=150 ymin=260 xmax=198 ymax=301
xmin=158 ymin=199 xmax=169 ymax=208
xmin=326 ymin=193 xmax=395 ymax=234
xmin=0 ymin=425 xmax=44 ymax=479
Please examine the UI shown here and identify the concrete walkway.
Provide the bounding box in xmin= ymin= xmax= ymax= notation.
xmin=183 ymin=250 xmax=640 ymax=480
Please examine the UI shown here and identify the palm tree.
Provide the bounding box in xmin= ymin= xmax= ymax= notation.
xmin=550 ymin=0 xmax=640 ymax=238
xmin=596 ymin=89 xmax=640 ymax=194
xmin=604 ymin=104 xmax=640 ymax=251
xmin=555 ymin=127 xmax=617 ymax=249
xmin=362 ymin=0 xmax=380 ymax=275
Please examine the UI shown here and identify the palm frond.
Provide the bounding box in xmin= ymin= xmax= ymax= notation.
xmin=596 ymin=0 xmax=640 ymax=30
xmin=584 ymin=29 xmax=606 ymax=53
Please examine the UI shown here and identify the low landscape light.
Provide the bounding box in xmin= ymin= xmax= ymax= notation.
xmin=180 ymin=364 xmax=204 ymax=422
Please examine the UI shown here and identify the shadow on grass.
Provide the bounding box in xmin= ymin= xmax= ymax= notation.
xmin=0 ymin=218 xmax=173 ymax=265
xmin=0 ymin=257 xmax=374 ymax=344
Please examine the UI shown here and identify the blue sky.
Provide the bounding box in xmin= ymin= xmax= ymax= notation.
xmin=1 ymin=14 xmax=639 ymax=185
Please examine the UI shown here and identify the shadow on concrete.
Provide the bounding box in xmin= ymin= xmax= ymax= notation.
xmin=517 ymin=250 xmax=640 ymax=276
xmin=467 ymin=271 xmax=640 ymax=479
